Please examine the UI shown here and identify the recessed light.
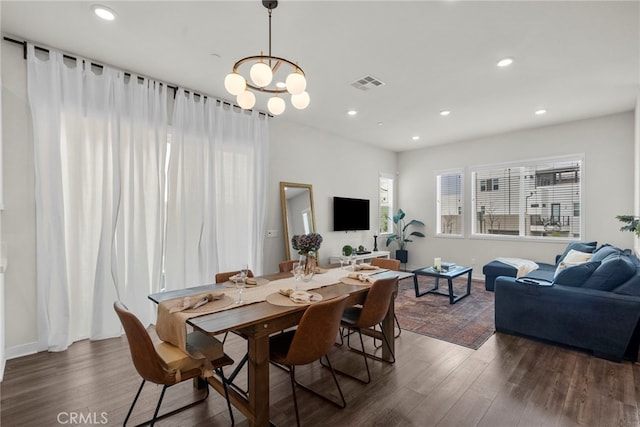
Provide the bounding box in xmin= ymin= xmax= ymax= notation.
xmin=92 ymin=4 xmax=116 ymax=21
xmin=377 ymin=122 xmax=384 ymax=126
xmin=412 ymin=136 xmax=420 ymax=141
xmin=440 ymin=110 xmax=451 ymax=116
xmin=275 ymin=81 xmax=286 ymax=89
xmin=347 ymin=110 xmax=358 ymax=116
xmin=497 ymin=57 xmax=513 ymax=67
xmin=535 ymin=109 xmax=547 ymax=115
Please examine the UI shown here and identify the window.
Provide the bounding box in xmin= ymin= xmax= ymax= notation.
xmin=436 ymin=170 xmax=463 ymax=236
xmin=379 ymin=173 xmax=394 ymax=234
xmin=480 ymin=178 xmax=499 ymax=192
xmin=471 ymin=156 xmax=583 ymax=239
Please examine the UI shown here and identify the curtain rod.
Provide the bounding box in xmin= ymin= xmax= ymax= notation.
xmin=2 ymin=36 xmax=270 ymax=118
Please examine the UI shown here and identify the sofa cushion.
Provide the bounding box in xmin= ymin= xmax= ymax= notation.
xmin=553 ymin=261 xmax=601 ymax=286
xmin=612 ymin=269 xmax=640 ymax=296
xmin=523 ymin=263 xmax=556 ymax=282
xmin=557 ymin=241 xmax=597 ymax=265
xmin=582 ymin=254 xmax=636 ymax=291
xmin=590 ymin=244 xmax=624 ymax=263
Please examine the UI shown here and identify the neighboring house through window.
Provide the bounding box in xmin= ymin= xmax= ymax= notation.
xmin=379 ymin=173 xmax=394 ymax=235
xmin=471 ymin=155 xmax=583 ymax=239
xmin=436 ymin=170 xmax=464 ymax=236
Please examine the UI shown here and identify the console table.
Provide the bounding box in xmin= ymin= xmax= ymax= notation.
xmin=328 ymin=250 xmax=390 ymax=264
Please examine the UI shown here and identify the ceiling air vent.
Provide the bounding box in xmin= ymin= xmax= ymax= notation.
xmin=351 ymin=75 xmax=385 ymax=91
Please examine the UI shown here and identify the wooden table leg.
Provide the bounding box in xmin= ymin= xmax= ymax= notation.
xmin=248 ymin=333 xmax=270 ymax=427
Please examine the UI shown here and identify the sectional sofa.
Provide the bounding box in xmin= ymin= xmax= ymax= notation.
xmin=490 ymin=243 xmax=640 ymax=362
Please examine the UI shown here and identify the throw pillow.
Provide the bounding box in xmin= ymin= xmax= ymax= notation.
xmin=553 ymin=261 xmax=601 ymax=286
xmin=553 ymin=249 xmax=593 ymax=278
xmin=557 ymin=241 xmax=597 ymax=265
xmin=563 ymin=249 xmax=593 ymax=263
xmin=582 ymin=253 xmax=636 ymax=291
xmin=590 ymin=245 xmax=624 ymax=263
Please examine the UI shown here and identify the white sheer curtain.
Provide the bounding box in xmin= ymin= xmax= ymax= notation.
xmin=27 ymin=45 xmax=168 ymax=351
xmin=165 ymin=89 xmax=268 ymax=290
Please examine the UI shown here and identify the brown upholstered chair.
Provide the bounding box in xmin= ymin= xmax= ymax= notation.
xmin=370 ymin=258 xmax=402 ymax=337
xmin=278 ymin=259 xmax=298 ymax=273
xmin=337 ymin=276 xmax=398 ymax=384
xmin=215 ymin=269 xmax=254 ymax=283
xmin=269 ymin=295 xmax=349 ymax=427
xmin=370 ymin=257 xmax=401 ymax=271
xmin=114 ymin=302 xmax=235 ymax=426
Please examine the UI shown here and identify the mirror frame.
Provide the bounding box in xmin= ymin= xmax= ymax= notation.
xmin=280 ymin=182 xmax=317 ymax=261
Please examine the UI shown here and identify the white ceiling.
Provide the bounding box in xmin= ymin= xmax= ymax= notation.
xmin=2 ymin=1 xmax=639 ymax=152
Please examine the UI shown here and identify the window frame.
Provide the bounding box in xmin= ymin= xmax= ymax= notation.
xmin=378 ymin=172 xmax=395 ymax=236
xmin=436 ymin=168 xmax=464 ymax=238
xmin=470 ymin=154 xmax=585 ymax=242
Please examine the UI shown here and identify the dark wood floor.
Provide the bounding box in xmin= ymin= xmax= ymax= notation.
xmin=2 ymin=326 xmax=639 ymax=427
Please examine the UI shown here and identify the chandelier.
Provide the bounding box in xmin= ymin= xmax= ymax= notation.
xmin=224 ymin=0 xmax=309 ymax=115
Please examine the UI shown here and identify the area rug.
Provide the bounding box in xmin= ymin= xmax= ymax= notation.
xmin=394 ymin=275 xmax=495 ymax=350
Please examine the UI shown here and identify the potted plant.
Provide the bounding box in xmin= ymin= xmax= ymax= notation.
xmin=385 ymin=209 xmax=426 ymax=263
xmin=617 ymin=215 xmax=640 ymax=237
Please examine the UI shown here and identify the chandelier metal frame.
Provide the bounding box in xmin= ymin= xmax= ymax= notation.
xmin=232 ymin=54 xmax=304 ymax=94
xmin=225 ymin=0 xmax=309 ymax=114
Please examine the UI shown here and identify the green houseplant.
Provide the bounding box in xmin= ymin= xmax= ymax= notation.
xmin=616 ymin=215 xmax=640 ymax=237
xmin=385 ymin=209 xmax=426 ymax=263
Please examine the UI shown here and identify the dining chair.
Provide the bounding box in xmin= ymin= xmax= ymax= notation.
xmin=335 ymin=276 xmax=398 ymax=384
xmin=113 ymin=301 xmax=235 ymax=426
xmin=215 ymin=269 xmax=254 ymax=283
xmin=278 ymin=259 xmax=298 ymax=273
xmin=370 ymin=257 xmax=402 ymax=337
xmin=269 ymin=295 xmax=349 ymax=427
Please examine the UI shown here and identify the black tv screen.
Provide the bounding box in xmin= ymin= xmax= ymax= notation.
xmin=333 ymin=197 xmax=370 ymax=231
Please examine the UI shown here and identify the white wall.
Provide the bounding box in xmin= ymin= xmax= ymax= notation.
xmin=266 ymin=118 xmax=397 ymax=273
xmin=635 ymin=93 xmax=640 ymax=254
xmin=398 ymin=112 xmax=636 ymax=273
xmin=2 ymin=42 xmax=38 ymax=358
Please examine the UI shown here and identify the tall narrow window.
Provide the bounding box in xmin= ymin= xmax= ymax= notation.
xmin=436 ymin=170 xmax=464 ymax=236
xmin=379 ymin=173 xmax=394 ymax=234
xmin=471 ymin=156 xmax=583 ymax=239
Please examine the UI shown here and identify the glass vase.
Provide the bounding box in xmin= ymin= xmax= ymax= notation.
xmin=299 ymin=251 xmax=316 ymax=282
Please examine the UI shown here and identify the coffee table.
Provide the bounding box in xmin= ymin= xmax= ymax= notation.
xmin=412 ymin=265 xmax=472 ymax=304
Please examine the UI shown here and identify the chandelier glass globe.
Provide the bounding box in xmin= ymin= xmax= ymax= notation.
xmin=249 ymin=61 xmax=273 ymax=88
xmin=224 ymin=72 xmax=246 ymax=96
xmin=237 ymin=90 xmax=256 ymax=110
xmin=267 ymin=96 xmax=286 ymax=115
xmin=291 ymin=91 xmax=310 ymax=110
xmin=285 ymin=71 xmax=306 ymax=95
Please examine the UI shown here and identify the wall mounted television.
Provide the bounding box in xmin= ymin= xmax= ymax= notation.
xmin=333 ymin=197 xmax=370 ymax=231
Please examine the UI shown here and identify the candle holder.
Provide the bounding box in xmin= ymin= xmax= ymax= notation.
xmin=373 ymin=235 xmax=378 ymax=251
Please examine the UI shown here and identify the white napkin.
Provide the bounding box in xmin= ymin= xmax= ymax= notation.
xmin=289 ymin=290 xmax=321 ymax=303
xmin=353 ymin=263 xmax=379 ymax=271
xmin=169 ymin=292 xmax=225 ymax=313
xmin=347 ymin=272 xmax=375 ymax=283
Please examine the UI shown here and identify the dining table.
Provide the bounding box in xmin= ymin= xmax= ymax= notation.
xmin=148 ymin=266 xmax=413 ymax=427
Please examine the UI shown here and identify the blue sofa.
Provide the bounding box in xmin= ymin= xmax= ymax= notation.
xmin=493 ymin=243 xmax=640 ymax=362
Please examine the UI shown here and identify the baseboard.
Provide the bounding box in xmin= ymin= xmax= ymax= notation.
xmin=5 ymin=341 xmax=39 ymax=361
